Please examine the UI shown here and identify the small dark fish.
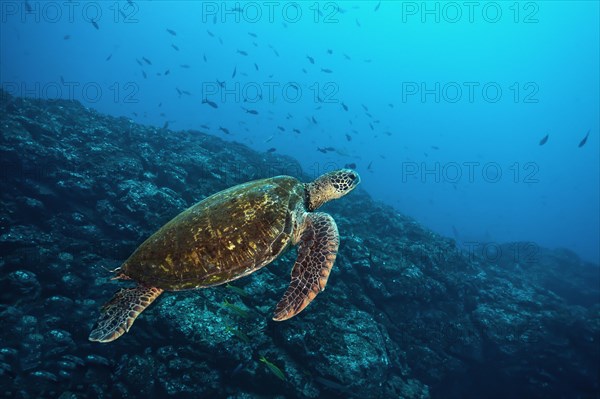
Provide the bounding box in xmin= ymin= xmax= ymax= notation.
xmin=345 ymin=134 xmax=352 ymax=141
xmin=302 ymin=68 xmax=307 ymax=73
xmin=91 ymin=20 xmax=99 ymax=30
xmin=63 ymin=35 xmax=71 ymax=40
xmin=327 ymin=49 xmax=333 ymax=55
xmin=162 ymin=121 xmax=169 ymax=129
xmin=158 ymin=102 xmax=162 ymax=107
xmin=254 ymin=63 xmax=259 ymax=71
xmin=176 ymin=88 xmax=182 ymax=96
xmin=307 ymin=55 xmax=314 ymax=64
xmin=365 ymin=112 xmax=372 ymax=118
xmin=119 ymin=9 xmax=127 ymax=19
xmin=181 ymin=90 xmax=191 ymax=96
xmin=321 ymin=68 xmax=333 ymax=73
xmin=164 ymin=69 xmax=170 ymax=75
xmin=237 ymin=50 xmax=248 ymax=56
xmin=431 ymin=145 xmax=439 ymax=150
xmin=343 ymin=53 xmax=351 ymax=60
xmin=311 ymin=116 xmax=317 ymax=124
xmin=539 ymin=134 xmax=549 ymax=146
xmin=105 ymin=53 xmax=112 ymax=61
xmin=25 ymin=0 xmax=33 ymax=12
xmin=356 ymin=19 xmax=361 ymax=27
xmin=367 ymin=161 xmax=373 ymax=170
xmin=267 ymin=147 xmax=276 ymax=153
xmin=317 ymin=146 xmax=335 ymax=153
xmin=344 ymin=163 xmax=356 ymax=169
xmin=388 ymin=103 xmax=394 ymax=108
xmin=135 ymin=58 xmax=143 ymax=66
xmin=578 ymin=129 xmax=590 ymax=147
xmin=369 ymin=123 xmax=374 ymax=130
xmin=341 ymin=102 xmax=348 ymax=111
xmin=142 ymin=57 xmax=152 ymax=65
xmin=166 ymin=28 xmax=177 ymax=36
xmin=273 ymin=48 xmax=279 ymax=57
xmin=203 ymin=54 xmax=207 ymax=62
xmin=232 ymin=66 xmax=237 ymax=78
xmin=277 ymin=126 xmax=285 ymax=132
xmin=217 ymin=80 xmax=225 ymax=88
xmin=172 ymin=44 xmax=179 ymax=51
xmin=142 ymin=71 xmax=147 ymax=79
xmin=361 ymin=104 xmax=368 ymax=111
xmin=207 ymin=30 xmax=214 ymax=37
xmin=60 ymin=75 xmax=65 ymax=84
xmin=293 ymin=128 xmax=301 ymax=134
xmin=219 ymin=126 xmax=231 ymax=134
xmin=374 ymin=1 xmax=381 ymax=11
xmin=248 ymin=32 xmax=257 ymax=38
xmin=364 ymin=59 xmax=372 ymax=63
xmin=203 ymin=99 xmax=219 ymax=109
xmin=231 ymin=362 xmax=245 ymax=377
xmin=245 ymin=108 xmax=258 ymax=115
xmin=200 ymin=124 xmax=210 ymax=129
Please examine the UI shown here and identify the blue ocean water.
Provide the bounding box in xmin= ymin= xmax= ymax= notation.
xmin=1 ymin=0 xmax=598 ymax=265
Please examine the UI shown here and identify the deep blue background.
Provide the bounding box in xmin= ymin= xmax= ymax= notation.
xmin=1 ymin=1 xmax=598 ymax=263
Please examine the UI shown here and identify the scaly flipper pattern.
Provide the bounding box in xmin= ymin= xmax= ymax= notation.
xmin=89 ymin=286 xmax=163 ymax=343
xmin=273 ymin=212 xmax=339 ymax=321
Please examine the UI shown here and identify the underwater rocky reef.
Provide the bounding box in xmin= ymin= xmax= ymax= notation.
xmin=0 ymin=90 xmax=598 ymax=398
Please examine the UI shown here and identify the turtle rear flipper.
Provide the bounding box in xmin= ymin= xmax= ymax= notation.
xmin=89 ymin=286 xmax=163 ymax=343
xmin=273 ymin=212 xmax=339 ymax=321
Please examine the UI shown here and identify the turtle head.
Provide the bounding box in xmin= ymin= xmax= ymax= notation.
xmin=306 ymin=169 xmax=361 ymax=211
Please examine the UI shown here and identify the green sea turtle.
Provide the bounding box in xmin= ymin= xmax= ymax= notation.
xmin=89 ymin=169 xmax=360 ymax=342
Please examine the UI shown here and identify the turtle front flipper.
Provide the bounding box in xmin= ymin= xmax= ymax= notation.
xmin=273 ymin=212 xmax=339 ymax=321
xmin=89 ymin=285 xmax=163 ymax=343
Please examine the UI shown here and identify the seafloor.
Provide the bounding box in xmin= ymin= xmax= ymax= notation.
xmin=0 ymin=90 xmax=598 ymax=398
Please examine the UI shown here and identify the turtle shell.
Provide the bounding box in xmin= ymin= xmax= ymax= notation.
xmin=121 ymin=176 xmax=306 ymax=290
